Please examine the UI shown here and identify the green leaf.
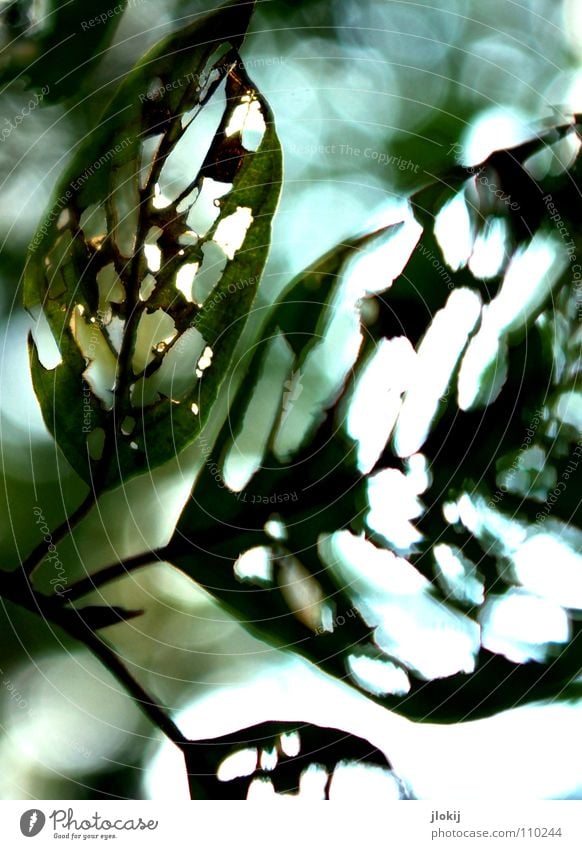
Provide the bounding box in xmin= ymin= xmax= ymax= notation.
xmin=25 ymin=0 xmax=282 ymax=490
xmin=73 ymin=122 xmax=582 ymax=725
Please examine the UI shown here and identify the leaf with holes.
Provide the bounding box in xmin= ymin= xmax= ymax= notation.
xmin=24 ymin=0 xmax=282 ymax=490
xmin=161 ymin=119 xmax=582 ymax=723
xmin=184 ymin=720 xmax=408 ymax=799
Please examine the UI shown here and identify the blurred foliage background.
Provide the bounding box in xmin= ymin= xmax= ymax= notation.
xmin=0 ymin=0 xmax=581 ymax=799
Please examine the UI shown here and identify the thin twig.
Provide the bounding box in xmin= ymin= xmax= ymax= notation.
xmin=21 ymin=487 xmax=101 ymax=578
xmin=62 ymin=612 xmax=189 ymax=749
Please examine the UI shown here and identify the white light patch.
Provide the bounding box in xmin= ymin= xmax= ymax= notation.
xmin=434 ymin=193 xmax=473 ymax=271
xmin=29 ymin=307 xmax=62 ymax=369
xmin=260 ymin=747 xmax=278 ymax=772
xmin=152 ymin=183 xmax=172 ymax=209
xmin=152 ymin=327 xmax=205 ymax=400
xmin=225 ymin=96 xmax=263 ymax=136
xmin=367 ymin=468 xmax=424 ymax=552
xmin=213 ymin=206 xmax=253 ymax=260
xmin=344 ymin=214 xmax=421 ymax=298
xmin=479 ymin=589 xmax=570 ymax=663
xmin=144 ymin=243 xmax=162 ymax=273
xmin=553 ymin=390 xmax=582 ymax=431
xmin=57 ymin=208 xmax=71 ymax=229
xmin=348 ymin=337 xmax=416 ymax=472
xmin=2 ymin=653 xmax=141 ymax=775
xmin=458 ymin=236 xmax=565 ymax=410
xmin=320 ymin=531 xmax=480 ymax=680
xmin=280 ymin=731 xmax=300 ymax=757
xmin=70 ymin=305 xmax=116 ymax=408
xmin=512 ymin=534 xmax=582 ymax=610
xmin=234 ymin=547 xmax=273 ymax=585
xmin=175 ymin=262 xmax=199 ymax=302
xmin=394 ymin=287 xmax=482 ymax=457
xmin=132 ymin=309 xmax=177 ymax=374
xmin=139 ymin=273 xmax=156 ymax=302
xmin=217 ymin=748 xmax=257 ymax=782
xmin=299 ymin=764 xmax=328 ymax=799
xmin=348 ymin=654 xmax=410 ymax=696
xmin=434 ymin=544 xmax=485 ymax=606
xmin=330 ymin=764 xmax=403 ymax=802
xmin=225 ymin=96 xmax=266 ymax=149
xmin=264 ymin=519 xmax=287 ymax=541
xmin=247 ymin=778 xmax=276 ymax=798
xmin=490 ymin=237 xmax=563 ymax=337
xmin=462 ymin=108 xmax=532 ymax=166
xmin=197 ymin=346 xmax=213 ymax=371
xmin=468 ymin=218 xmax=508 ymax=280
xmin=405 ymin=453 xmax=431 ymax=495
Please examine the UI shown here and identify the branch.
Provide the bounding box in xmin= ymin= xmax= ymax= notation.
xmin=21 ymin=487 xmax=102 ymax=578
xmin=0 ymin=574 xmax=190 ymax=752
xmin=62 ymin=610 xmax=189 ymax=748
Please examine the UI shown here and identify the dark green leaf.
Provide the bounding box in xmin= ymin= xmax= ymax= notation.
xmin=184 ymin=720 xmax=406 ymax=799
xmin=25 ymin=0 xmax=282 ymax=490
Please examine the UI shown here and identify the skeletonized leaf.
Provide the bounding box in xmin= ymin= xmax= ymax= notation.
xmin=25 ymin=0 xmax=282 ymax=489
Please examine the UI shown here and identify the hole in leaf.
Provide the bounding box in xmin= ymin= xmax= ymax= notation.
xmin=174 ymin=262 xmax=200 ymax=302
xmin=393 ymin=287 xmax=482 ymax=456
xmin=57 ymin=208 xmax=72 ymax=230
xmin=29 ymin=307 xmax=62 ymax=369
xmin=233 ymin=547 xmax=273 ymax=585
xmin=79 ymin=204 xmax=107 ymax=242
xmin=186 ymin=177 xmax=231 ymax=237
xmin=139 ymin=273 xmax=157 ymax=302
xmin=192 ymin=240 xmax=228 ymax=305
xmin=70 ymin=305 xmax=116 ymax=408
xmin=347 ymin=652 xmax=410 ymax=696
xmin=132 ymin=309 xmax=177 ymax=374
xmin=217 ymin=748 xmax=257 ymax=783
xmin=213 ymin=205 xmax=253 ymax=260
xmin=433 ymin=544 xmax=486 ymax=606
xmin=154 ymin=327 xmax=205 ymax=400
